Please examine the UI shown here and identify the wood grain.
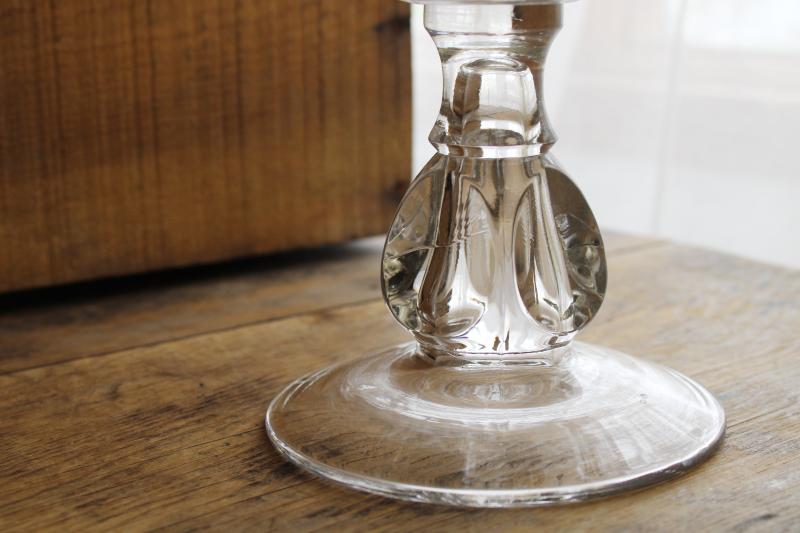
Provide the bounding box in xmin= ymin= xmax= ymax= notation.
xmin=0 ymin=0 xmax=411 ymax=293
xmin=0 ymin=235 xmax=798 ymax=531
xmin=0 ymin=231 xmax=652 ymax=375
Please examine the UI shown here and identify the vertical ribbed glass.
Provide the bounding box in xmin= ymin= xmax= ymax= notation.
xmin=383 ymin=4 xmax=605 ymax=362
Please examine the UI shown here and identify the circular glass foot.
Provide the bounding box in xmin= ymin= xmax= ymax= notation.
xmin=266 ymin=342 xmax=725 ymax=507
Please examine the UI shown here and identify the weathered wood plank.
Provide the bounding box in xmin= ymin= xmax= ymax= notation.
xmin=0 ymin=242 xmax=798 ymax=531
xmin=0 ymin=232 xmax=655 ymax=374
xmin=0 ymin=0 xmax=411 ymax=293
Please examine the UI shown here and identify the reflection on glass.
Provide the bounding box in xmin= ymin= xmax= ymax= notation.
xmin=266 ymin=1 xmax=726 ymax=507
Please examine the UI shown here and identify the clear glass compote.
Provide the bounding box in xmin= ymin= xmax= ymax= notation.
xmin=266 ymin=0 xmax=725 ymax=507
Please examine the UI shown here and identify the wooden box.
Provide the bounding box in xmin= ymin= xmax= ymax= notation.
xmin=0 ymin=0 xmax=411 ymax=293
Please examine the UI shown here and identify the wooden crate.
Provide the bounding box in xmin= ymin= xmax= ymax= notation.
xmin=0 ymin=0 xmax=411 ymax=293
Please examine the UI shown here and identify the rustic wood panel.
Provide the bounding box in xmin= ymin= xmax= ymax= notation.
xmin=0 ymin=0 xmax=411 ymax=293
xmin=0 ymin=232 xmax=653 ymax=375
xmin=0 ymin=237 xmax=798 ymax=531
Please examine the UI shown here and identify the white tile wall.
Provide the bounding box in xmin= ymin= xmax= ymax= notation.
xmin=410 ymin=1 xmax=800 ymax=268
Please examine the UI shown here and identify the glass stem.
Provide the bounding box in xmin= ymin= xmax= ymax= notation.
xmin=382 ymin=3 xmax=607 ymax=365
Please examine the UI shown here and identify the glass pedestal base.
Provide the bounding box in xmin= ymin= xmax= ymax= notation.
xmin=266 ymin=342 xmax=725 ymax=507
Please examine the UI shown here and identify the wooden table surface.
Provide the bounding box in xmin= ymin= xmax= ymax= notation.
xmin=1 ymin=233 xmax=798 ymax=531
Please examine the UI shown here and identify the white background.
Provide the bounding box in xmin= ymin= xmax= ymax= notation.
xmin=411 ymin=0 xmax=800 ymax=268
